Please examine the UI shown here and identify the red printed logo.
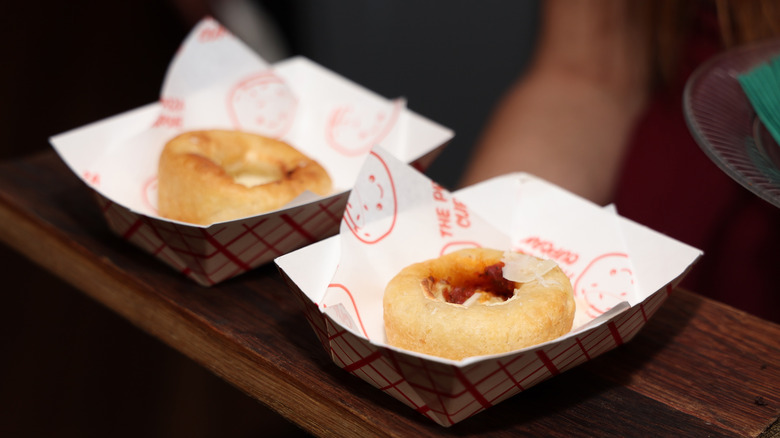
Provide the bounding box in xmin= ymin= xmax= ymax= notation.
xmin=197 ymin=23 xmax=228 ymax=42
xmin=160 ymin=97 xmax=184 ymax=111
xmin=343 ymin=151 xmax=397 ymax=244
xmin=325 ymin=99 xmax=401 ymax=157
xmin=153 ymin=97 xmax=185 ymax=129
xmin=432 ymin=183 xmax=471 ymax=238
xmin=152 ymin=115 xmax=183 ymax=129
xmin=520 ymin=236 xmax=579 ymax=265
xmin=227 ymin=72 xmax=297 ymax=138
xmin=574 ymin=252 xmax=633 ymax=318
xmin=83 ymin=171 xmax=100 ymax=186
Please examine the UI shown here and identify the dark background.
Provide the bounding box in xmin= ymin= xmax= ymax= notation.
xmin=0 ymin=1 xmax=538 ymax=436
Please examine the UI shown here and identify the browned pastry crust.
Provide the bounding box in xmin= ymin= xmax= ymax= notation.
xmin=158 ymin=130 xmax=332 ymax=225
xmin=383 ymin=248 xmax=575 ymax=360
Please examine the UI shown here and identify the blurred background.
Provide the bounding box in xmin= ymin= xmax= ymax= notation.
xmin=0 ymin=1 xmax=539 ymax=436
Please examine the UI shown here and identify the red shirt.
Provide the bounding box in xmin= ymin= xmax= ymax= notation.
xmin=614 ymin=8 xmax=780 ymax=323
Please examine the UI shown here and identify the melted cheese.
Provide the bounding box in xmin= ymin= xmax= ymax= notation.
xmin=461 ymin=292 xmax=482 ymax=307
xmin=232 ymin=172 xmax=280 ymax=187
xmin=225 ymin=159 xmax=284 ymax=188
xmin=501 ymin=251 xmax=557 ymax=284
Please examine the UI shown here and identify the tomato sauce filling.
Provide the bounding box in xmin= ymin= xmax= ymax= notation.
xmin=430 ymin=262 xmax=517 ymax=305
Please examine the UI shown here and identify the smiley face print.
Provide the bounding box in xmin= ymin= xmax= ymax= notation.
xmin=227 ymin=72 xmax=297 ymax=138
xmin=343 ymin=151 xmax=398 ymax=244
xmin=574 ymin=252 xmax=634 ymax=318
xmin=325 ymin=100 xmax=401 ymax=157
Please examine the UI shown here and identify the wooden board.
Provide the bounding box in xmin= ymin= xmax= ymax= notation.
xmin=0 ymin=152 xmax=778 ymax=437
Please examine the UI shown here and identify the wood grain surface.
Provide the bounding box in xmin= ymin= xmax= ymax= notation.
xmin=0 ymin=151 xmax=778 ymax=437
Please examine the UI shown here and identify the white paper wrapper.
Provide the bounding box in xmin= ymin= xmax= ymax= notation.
xmin=275 ymin=146 xmax=702 ymax=426
xmin=49 ymin=18 xmax=452 ymax=286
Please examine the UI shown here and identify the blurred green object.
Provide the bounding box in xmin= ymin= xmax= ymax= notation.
xmin=738 ymin=55 xmax=780 ymax=145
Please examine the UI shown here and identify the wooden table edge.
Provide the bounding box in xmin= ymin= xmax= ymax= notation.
xmin=2 ymin=152 xmax=779 ymax=437
xmin=0 ymin=189 xmax=390 ymax=438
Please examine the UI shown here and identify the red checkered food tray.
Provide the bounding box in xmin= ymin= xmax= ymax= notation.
xmin=49 ymin=18 xmax=453 ymax=285
xmin=275 ymin=148 xmax=701 ymax=426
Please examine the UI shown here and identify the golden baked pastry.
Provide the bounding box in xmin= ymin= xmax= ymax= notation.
xmin=383 ymin=248 xmax=575 ymax=360
xmin=158 ymin=130 xmax=332 ymax=225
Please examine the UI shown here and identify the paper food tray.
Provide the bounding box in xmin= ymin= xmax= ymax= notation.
xmin=275 ymin=146 xmax=702 ymax=426
xmin=49 ymin=18 xmax=453 ymax=286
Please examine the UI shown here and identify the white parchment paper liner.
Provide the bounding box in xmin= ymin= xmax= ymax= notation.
xmin=276 ymin=146 xmax=702 ymax=426
xmin=49 ymin=18 xmax=453 ymax=285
